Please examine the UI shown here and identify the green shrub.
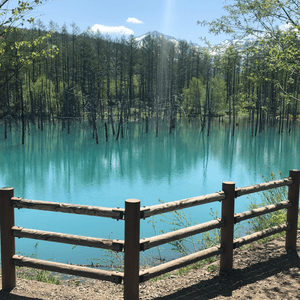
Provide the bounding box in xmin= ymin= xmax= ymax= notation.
xmin=247 ymin=171 xmax=300 ymax=240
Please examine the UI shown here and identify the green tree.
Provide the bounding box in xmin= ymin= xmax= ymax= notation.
xmin=182 ymin=77 xmax=205 ymax=116
xmin=210 ymin=73 xmax=226 ymax=115
xmin=199 ymin=0 xmax=300 ymax=100
xmin=0 ymin=1 xmax=58 ymax=88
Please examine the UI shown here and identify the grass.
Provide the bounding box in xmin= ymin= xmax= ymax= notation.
xmin=14 ymin=242 xmax=61 ymax=285
xmin=16 ymin=267 xmax=61 ymax=285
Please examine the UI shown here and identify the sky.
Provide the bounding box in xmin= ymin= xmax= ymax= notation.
xmin=16 ymin=0 xmax=232 ymax=46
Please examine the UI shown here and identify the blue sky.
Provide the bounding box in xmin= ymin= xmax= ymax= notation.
xmin=26 ymin=0 xmax=230 ymax=45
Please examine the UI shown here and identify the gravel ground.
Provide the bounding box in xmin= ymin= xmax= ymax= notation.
xmin=1 ymin=231 xmax=300 ymax=299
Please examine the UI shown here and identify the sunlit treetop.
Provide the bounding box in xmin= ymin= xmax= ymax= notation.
xmin=198 ymin=0 xmax=300 ymax=39
xmin=0 ymin=1 xmax=48 ymax=32
xmin=199 ymin=0 xmax=300 ymax=99
xmin=0 ymin=1 xmax=58 ymax=87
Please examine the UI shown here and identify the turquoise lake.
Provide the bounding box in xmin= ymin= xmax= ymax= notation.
xmin=0 ymin=119 xmax=299 ymax=265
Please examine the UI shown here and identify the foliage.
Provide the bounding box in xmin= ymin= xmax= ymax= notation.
xmin=148 ymin=205 xmax=221 ymax=281
xmin=199 ymin=0 xmax=300 ymax=102
xmin=16 ymin=242 xmax=61 ymax=285
xmin=17 ymin=266 xmax=61 ymax=284
xmin=182 ymin=77 xmax=205 ymax=115
xmin=147 ymin=216 xmax=165 ymax=263
xmin=247 ymin=172 xmax=300 ymax=236
xmin=207 ymin=264 xmax=217 ymax=272
xmin=199 ymin=208 xmax=221 ymax=249
xmin=0 ymin=0 xmax=58 ymax=87
xmin=198 ymin=0 xmax=300 ymax=40
xmin=0 ymin=5 xmax=299 ymax=139
xmin=87 ymin=233 xmax=124 ymax=272
xmin=210 ymin=73 xmax=227 ymax=115
xmin=158 ymin=199 xmax=200 ymax=256
xmin=88 ymin=229 xmax=165 ymax=271
xmin=1 ymin=0 xmax=46 ymax=29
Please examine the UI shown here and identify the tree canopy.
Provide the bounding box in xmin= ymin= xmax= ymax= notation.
xmin=0 ymin=0 xmax=57 ymax=87
xmin=199 ymin=0 xmax=300 ymax=38
xmin=199 ymin=0 xmax=300 ymax=89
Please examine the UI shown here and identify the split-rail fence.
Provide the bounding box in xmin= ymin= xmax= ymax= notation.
xmin=1 ymin=169 xmax=299 ymax=300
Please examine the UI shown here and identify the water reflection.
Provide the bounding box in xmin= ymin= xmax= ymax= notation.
xmin=1 ymin=120 xmax=300 ymax=199
xmin=0 ymin=120 xmax=299 ymax=263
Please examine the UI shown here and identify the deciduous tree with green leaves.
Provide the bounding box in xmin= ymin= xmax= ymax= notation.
xmin=0 ymin=0 xmax=58 ymax=88
xmin=199 ymin=0 xmax=300 ymax=102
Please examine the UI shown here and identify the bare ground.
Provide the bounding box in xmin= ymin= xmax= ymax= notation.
xmin=1 ymin=231 xmax=300 ymax=300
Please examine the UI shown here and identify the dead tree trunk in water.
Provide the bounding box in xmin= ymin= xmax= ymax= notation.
xmin=20 ymin=80 xmax=25 ymax=145
xmin=116 ymin=102 xmax=123 ymax=141
xmin=2 ymin=90 xmax=7 ymax=139
xmin=110 ymin=112 xmax=115 ymax=135
xmin=28 ymin=73 xmax=35 ymax=124
xmin=156 ymin=98 xmax=159 ymax=137
xmin=91 ymin=100 xmax=98 ymax=144
xmin=6 ymin=81 xmax=12 ymax=132
xmin=105 ymin=122 xmax=108 ymax=141
xmin=146 ymin=116 xmax=149 ymax=133
xmin=206 ymin=83 xmax=211 ymax=136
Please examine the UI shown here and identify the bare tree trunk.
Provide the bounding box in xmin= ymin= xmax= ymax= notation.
xmin=156 ymin=97 xmax=159 ymax=137
xmin=105 ymin=122 xmax=108 ymax=141
xmin=20 ymin=80 xmax=25 ymax=145
xmin=116 ymin=102 xmax=123 ymax=140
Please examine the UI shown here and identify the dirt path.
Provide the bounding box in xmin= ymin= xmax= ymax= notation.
xmin=1 ymin=231 xmax=300 ymax=299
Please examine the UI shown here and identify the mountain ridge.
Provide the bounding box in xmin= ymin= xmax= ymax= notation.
xmin=134 ymin=30 xmax=254 ymax=53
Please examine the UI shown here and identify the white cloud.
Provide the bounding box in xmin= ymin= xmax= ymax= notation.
xmin=90 ymin=24 xmax=134 ymax=35
xmin=127 ymin=17 xmax=143 ymax=24
xmin=279 ymin=23 xmax=292 ymax=31
xmin=279 ymin=23 xmax=298 ymax=32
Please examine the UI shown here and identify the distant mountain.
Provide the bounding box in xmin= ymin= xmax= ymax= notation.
xmin=135 ymin=31 xmax=179 ymax=47
xmin=134 ymin=31 xmax=254 ymax=54
xmin=217 ymin=37 xmax=254 ymax=49
xmin=210 ymin=37 xmax=255 ymax=55
xmin=135 ymin=31 xmax=177 ymax=42
xmin=134 ymin=31 xmax=201 ymax=48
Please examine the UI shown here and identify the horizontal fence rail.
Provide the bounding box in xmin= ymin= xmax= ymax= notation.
xmin=233 ymin=224 xmax=290 ymax=249
xmin=12 ymin=255 xmax=123 ymax=284
xmin=11 ymin=197 xmax=125 ymax=220
xmin=140 ymin=245 xmax=223 ymax=282
xmin=12 ymin=226 xmax=124 ymax=251
xmin=235 ymin=177 xmax=293 ymax=197
xmin=234 ymin=200 xmax=292 ymax=223
xmin=140 ymin=218 xmax=225 ymax=251
xmin=1 ymin=169 xmax=299 ymax=300
xmin=141 ymin=192 xmax=226 ymax=219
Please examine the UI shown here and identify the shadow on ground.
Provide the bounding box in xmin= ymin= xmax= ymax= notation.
xmin=154 ymin=252 xmax=300 ymax=300
xmin=0 ymin=289 xmax=43 ymax=300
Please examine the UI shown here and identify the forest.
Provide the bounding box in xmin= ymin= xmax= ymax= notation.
xmin=1 ymin=1 xmax=300 ymax=144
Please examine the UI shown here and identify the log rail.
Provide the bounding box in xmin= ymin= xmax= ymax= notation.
xmin=1 ymin=169 xmax=299 ymax=300
xmin=11 ymin=226 xmax=124 ymax=251
xmin=11 ymin=197 xmax=124 ymax=220
xmin=12 ymin=255 xmax=123 ymax=283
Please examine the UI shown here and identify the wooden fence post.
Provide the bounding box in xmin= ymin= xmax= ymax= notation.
xmin=286 ymin=169 xmax=300 ymax=252
xmin=0 ymin=187 xmax=16 ymax=289
xmin=124 ymin=199 xmax=140 ymax=300
xmin=220 ymin=181 xmax=235 ymax=272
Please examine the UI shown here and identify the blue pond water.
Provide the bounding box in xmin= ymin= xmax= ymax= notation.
xmin=0 ymin=119 xmax=299 ymax=265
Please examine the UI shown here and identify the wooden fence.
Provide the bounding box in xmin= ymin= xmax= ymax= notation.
xmin=1 ymin=169 xmax=299 ymax=300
